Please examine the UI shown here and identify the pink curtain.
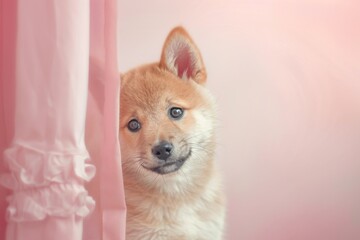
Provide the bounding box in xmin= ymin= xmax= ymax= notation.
xmin=0 ymin=0 xmax=126 ymax=239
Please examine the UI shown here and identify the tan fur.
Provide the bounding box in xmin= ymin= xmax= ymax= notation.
xmin=120 ymin=27 xmax=225 ymax=240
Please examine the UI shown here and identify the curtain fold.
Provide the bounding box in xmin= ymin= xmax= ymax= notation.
xmin=0 ymin=0 xmax=17 ymax=238
xmin=84 ymin=0 xmax=126 ymax=239
xmin=0 ymin=0 xmax=126 ymax=239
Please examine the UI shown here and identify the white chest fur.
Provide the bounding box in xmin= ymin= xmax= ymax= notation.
xmin=125 ymin=171 xmax=225 ymax=240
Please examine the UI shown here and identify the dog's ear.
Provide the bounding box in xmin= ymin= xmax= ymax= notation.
xmin=159 ymin=26 xmax=206 ymax=84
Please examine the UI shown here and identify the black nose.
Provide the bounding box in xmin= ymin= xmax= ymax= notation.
xmin=152 ymin=141 xmax=173 ymax=161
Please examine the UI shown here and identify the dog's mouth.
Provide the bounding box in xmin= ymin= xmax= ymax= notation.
xmin=143 ymin=150 xmax=191 ymax=175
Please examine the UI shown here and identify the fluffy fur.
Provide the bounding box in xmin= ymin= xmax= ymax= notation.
xmin=120 ymin=27 xmax=225 ymax=240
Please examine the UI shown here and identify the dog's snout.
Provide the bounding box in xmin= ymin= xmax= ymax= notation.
xmin=152 ymin=141 xmax=173 ymax=161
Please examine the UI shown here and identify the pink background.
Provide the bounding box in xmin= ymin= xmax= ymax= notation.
xmin=117 ymin=1 xmax=360 ymax=239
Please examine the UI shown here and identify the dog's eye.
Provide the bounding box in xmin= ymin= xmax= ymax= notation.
xmin=127 ymin=119 xmax=141 ymax=132
xmin=169 ymin=107 xmax=184 ymax=120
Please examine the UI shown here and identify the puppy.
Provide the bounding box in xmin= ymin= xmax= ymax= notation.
xmin=120 ymin=27 xmax=225 ymax=240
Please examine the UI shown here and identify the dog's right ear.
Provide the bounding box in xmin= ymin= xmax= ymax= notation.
xmin=159 ymin=27 xmax=207 ymax=84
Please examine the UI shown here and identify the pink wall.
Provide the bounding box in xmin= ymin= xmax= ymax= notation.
xmin=117 ymin=1 xmax=360 ymax=239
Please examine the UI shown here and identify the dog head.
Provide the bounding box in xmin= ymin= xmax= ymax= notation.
xmin=120 ymin=27 xmax=216 ymax=189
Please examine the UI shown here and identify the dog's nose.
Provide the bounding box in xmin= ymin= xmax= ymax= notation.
xmin=152 ymin=141 xmax=173 ymax=161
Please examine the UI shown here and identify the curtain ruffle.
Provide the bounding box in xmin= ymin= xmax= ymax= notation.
xmin=5 ymin=184 xmax=95 ymax=222
xmin=0 ymin=145 xmax=96 ymax=222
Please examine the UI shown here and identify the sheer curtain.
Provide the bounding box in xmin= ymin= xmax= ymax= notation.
xmin=0 ymin=0 xmax=126 ymax=239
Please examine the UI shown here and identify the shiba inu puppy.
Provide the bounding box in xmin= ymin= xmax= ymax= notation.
xmin=120 ymin=27 xmax=225 ymax=240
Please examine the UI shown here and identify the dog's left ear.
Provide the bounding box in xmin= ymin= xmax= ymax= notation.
xmin=159 ymin=27 xmax=206 ymax=84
